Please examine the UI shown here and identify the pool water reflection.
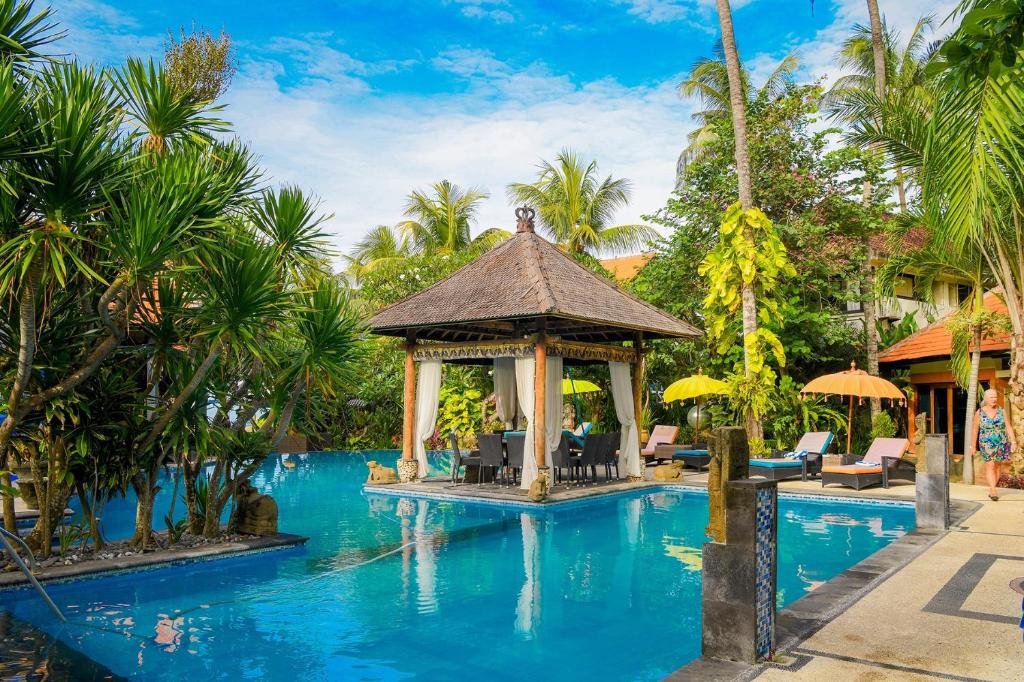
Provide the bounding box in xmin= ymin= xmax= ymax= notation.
xmin=1 ymin=451 xmax=914 ymax=681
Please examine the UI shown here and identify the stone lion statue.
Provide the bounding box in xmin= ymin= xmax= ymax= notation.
xmin=653 ymin=461 xmax=686 ymax=482
xmin=236 ymin=481 xmax=278 ymax=536
xmin=528 ymin=469 xmax=549 ymax=501
xmin=366 ymin=460 xmax=398 ymax=484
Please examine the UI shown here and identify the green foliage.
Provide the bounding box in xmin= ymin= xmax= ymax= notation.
xmin=870 ymin=411 xmax=897 ymax=440
xmin=163 ymin=25 xmax=237 ymax=102
xmin=164 ymin=513 xmax=188 ymax=543
xmin=56 ymin=516 xmax=88 ymax=556
xmin=437 ymin=384 xmax=483 ymax=448
xmin=878 ymin=313 xmax=918 ymax=349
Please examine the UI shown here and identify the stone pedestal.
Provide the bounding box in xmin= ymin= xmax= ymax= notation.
xmin=396 ymin=459 xmax=419 ymax=483
xmin=916 ymin=433 xmax=950 ymax=530
xmin=702 ymin=478 xmax=778 ymax=664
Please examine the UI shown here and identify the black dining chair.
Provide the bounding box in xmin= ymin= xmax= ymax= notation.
xmin=450 ymin=431 xmax=481 ymax=486
xmin=602 ymin=432 xmax=621 ymax=480
xmin=477 ymin=433 xmax=505 ymax=485
xmin=505 ymin=433 xmax=525 ymax=487
xmin=551 ymin=434 xmax=574 ymax=485
xmin=578 ymin=433 xmax=604 ymax=485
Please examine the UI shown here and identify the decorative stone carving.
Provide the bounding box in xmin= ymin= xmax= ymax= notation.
xmin=396 ymin=459 xmax=419 ymax=483
xmin=236 ymin=482 xmax=278 ymax=536
xmin=653 ymin=461 xmax=685 ymax=481
xmin=705 ymin=427 xmax=750 ymax=544
xmin=914 ymin=412 xmax=928 ymax=473
xmin=528 ymin=466 xmax=550 ymax=501
xmin=366 ymin=460 xmax=397 ymax=484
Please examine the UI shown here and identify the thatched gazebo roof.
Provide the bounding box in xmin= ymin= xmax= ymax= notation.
xmin=368 ymin=208 xmax=700 ymax=346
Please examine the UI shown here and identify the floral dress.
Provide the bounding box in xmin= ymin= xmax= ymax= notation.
xmin=978 ymin=407 xmax=1012 ymax=463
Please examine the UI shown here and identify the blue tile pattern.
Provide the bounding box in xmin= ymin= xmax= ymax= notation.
xmin=755 ymin=486 xmax=776 ymax=660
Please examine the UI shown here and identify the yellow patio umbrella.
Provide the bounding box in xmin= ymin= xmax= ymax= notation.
xmin=800 ymin=361 xmax=906 ymax=454
xmin=561 ymin=377 xmax=602 ymax=395
xmin=662 ymin=371 xmax=729 ymax=439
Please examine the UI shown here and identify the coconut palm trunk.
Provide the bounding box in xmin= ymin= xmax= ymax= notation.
xmin=862 ymin=0 xmax=886 ymax=421
xmin=962 ymin=324 xmax=982 ymax=485
xmin=715 ymin=0 xmax=762 ymax=440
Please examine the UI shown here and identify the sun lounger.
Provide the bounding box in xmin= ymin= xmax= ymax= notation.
xmin=749 ymin=431 xmax=834 ymax=482
xmin=820 ymin=437 xmax=914 ymax=490
xmin=642 ymin=425 xmax=680 ymax=463
xmin=673 ymin=445 xmax=711 ymax=470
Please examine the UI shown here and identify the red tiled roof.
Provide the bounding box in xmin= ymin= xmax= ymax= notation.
xmin=878 ymin=291 xmax=1010 ymax=363
xmin=600 ymin=253 xmax=654 ymax=281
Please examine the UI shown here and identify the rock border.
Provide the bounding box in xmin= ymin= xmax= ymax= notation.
xmin=0 ymin=532 xmax=308 ymax=589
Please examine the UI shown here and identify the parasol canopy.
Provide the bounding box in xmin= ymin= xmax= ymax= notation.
xmin=800 ymin=361 xmax=906 ymax=454
xmin=562 ymin=377 xmax=602 ymax=395
xmin=663 ymin=371 xmax=729 ymax=440
xmin=663 ymin=373 xmax=729 ymax=403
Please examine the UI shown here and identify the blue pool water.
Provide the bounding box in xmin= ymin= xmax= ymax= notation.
xmin=1 ymin=452 xmax=914 ymax=681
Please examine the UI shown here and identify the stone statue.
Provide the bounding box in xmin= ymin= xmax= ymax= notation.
xmin=528 ymin=467 xmax=550 ymax=501
xmin=653 ymin=461 xmax=686 ymax=481
xmin=236 ymin=481 xmax=278 ymax=536
xmin=914 ymin=412 xmax=928 ymax=473
xmin=366 ymin=460 xmax=398 ymax=484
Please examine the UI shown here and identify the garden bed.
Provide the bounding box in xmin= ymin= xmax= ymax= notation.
xmin=0 ymin=532 xmax=308 ymax=588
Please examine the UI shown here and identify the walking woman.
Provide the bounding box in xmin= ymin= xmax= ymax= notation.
xmin=969 ymin=388 xmax=1017 ymax=501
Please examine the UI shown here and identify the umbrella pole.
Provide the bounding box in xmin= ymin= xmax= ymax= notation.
xmin=695 ymin=396 xmax=702 ymax=443
xmin=847 ymin=396 xmax=854 ymax=455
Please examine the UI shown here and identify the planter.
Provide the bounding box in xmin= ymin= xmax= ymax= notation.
xmin=10 ymin=464 xmax=42 ymax=510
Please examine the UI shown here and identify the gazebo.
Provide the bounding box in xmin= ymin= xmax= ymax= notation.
xmin=368 ymin=207 xmax=700 ymax=495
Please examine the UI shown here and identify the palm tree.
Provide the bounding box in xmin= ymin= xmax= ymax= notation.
xmin=344 ymin=224 xmax=412 ymax=281
xmin=712 ymin=0 xmax=762 ymax=439
xmin=824 ymin=16 xmax=939 ymax=211
xmin=399 ymin=180 xmax=507 ymax=255
xmin=506 ymin=149 xmax=657 ymax=255
xmin=877 ymin=222 xmax=998 ymax=485
xmin=676 ymin=49 xmax=799 ymax=176
xmin=854 ymin=1 xmax=1024 ymax=470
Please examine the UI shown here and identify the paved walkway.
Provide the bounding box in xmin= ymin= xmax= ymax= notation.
xmin=752 ymin=483 xmax=1024 ymax=681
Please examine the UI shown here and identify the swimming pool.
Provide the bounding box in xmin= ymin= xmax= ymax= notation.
xmin=1 ymin=451 xmax=914 ymax=680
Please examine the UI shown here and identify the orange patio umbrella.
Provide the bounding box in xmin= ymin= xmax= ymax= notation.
xmin=800 ymin=361 xmax=907 ymax=454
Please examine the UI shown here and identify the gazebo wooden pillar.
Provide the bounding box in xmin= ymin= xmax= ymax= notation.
xmin=398 ymin=336 xmax=418 ymax=483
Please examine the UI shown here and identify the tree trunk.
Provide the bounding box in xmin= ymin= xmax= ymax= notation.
xmin=962 ymin=327 xmax=983 ymax=485
xmin=74 ymin=478 xmax=104 ymax=550
xmin=130 ymin=463 xmax=161 ymax=550
xmin=0 ymin=264 xmax=40 ymax=491
xmin=183 ymin=450 xmax=202 ymax=534
xmin=202 ymin=461 xmax=224 ymax=538
xmin=1010 ymin=335 xmax=1024 ymax=475
xmin=715 ymin=0 xmax=762 ymax=441
xmin=138 ymin=335 xmax=224 ymax=455
xmin=863 ymin=0 xmax=887 ymax=421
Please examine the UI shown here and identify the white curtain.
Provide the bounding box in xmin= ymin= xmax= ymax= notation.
xmin=545 ymin=356 xmax=563 ymax=458
xmin=609 ymin=361 xmax=642 ymax=478
xmin=414 ymin=499 xmax=437 ymax=613
xmin=414 ymin=359 xmax=443 ymax=479
xmin=493 ymin=358 xmax=518 ymax=429
xmin=516 ymin=513 xmax=540 ymax=638
xmin=516 ymin=356 xmax=537 ymax=490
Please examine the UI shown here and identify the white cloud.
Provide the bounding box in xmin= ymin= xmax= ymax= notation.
xmin=614 ymin=0 xmax=693 ymax=24
xmin=449 ymin=0 xmax=516 ymax=24
xmin=224 ymin=57 xmax=692 ymax=261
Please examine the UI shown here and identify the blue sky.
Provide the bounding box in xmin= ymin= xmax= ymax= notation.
xmin=53 ymin=0 xmax=954 ymax=260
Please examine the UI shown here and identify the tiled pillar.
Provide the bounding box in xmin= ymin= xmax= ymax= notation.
xmin=701 ymin=478 xmax=778 ymax=663
xmin=915 ymin=433 xmax=950 ymax=530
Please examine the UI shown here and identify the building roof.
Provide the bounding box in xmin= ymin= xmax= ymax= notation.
xmin=368 ymin=210 xmax=700 ymax=343
xmin=878 ymin=290 xmax=1010 ymax=364
xmin=600 ymin=253 xmax=654 ymax=281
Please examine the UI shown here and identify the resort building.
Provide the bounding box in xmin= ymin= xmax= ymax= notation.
xmin=879 ymin=290 xmax=1010 ymax=458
